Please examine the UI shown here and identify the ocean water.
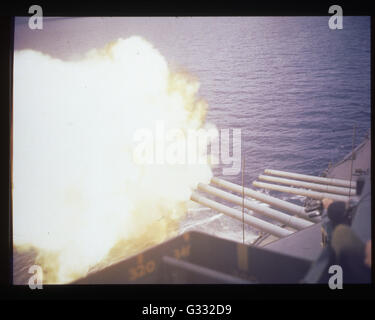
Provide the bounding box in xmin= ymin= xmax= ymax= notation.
xmin=13 ymin=17 xmax=371 ymax=280
xmin=15 ymin=16 xmax=371 ymax=185
xmin=150 ymin=17 xmax=371 ymax=185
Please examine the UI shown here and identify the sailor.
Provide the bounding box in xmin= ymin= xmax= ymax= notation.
xmin=321 ymin=198 xmax=349 ymax=247
xmin=303 ymin=173 xmax=371 ymax=284
xmin=330 ymin=172 xmax=372 ymax=283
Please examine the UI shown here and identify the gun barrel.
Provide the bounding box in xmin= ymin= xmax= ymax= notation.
xmin=265 ymin=169 xmax=356 ymax=188
xmin=258 ymin=175 xmax=356 ymax=196
xmin=198 ymin=183 xmax=313 ymax=230
xmin=211 ymin=177 xmax=317 ymax=222
xmin=190 ymin=192 xmax=293 ymax=238
xmin=253 ymin=181 xmax=350 ymax=202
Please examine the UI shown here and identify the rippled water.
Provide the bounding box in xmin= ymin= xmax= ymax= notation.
xmin=152 ymin=17 xmax=371 ymax=184
xmin=15 ymin=16 xmax=371 ymax=185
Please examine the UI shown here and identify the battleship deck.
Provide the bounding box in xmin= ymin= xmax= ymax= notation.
xmin=263 ymin=134 xmax=371 ymax=261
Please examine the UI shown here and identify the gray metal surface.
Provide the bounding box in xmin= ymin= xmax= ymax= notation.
xmin=351 ymin=173 xmax=371 ymax=244
xmin=326 ymin=134 xmax=371 ymax=181
xmin=263 ymin=222 xmax=323 ymax=262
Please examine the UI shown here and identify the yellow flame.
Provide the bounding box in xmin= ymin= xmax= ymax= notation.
xmin=13 ymin=36 xmax=214 ymax=283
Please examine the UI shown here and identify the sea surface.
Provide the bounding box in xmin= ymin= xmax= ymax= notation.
xmin=15 ymin=16 xmax=371 ymax=184
xmin=13 ymin=17 xmax=371 ymax=281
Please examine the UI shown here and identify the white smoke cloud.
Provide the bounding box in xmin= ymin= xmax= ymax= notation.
xmin=13 ymin=36 xmax=214 ymax=283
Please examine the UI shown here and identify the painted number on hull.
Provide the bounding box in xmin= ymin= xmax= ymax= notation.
xmin=174 ymin=244 xmax=191 ymax=259
xmin=129 ymin=260 xmax=156 ymax=281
